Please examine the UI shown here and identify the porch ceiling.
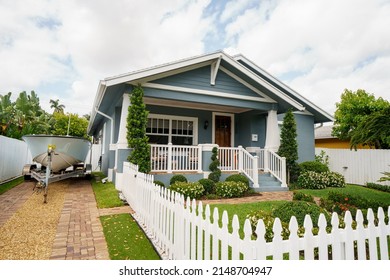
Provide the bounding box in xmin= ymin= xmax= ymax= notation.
xmin=143 ymin=97 xmax=252 ymax=114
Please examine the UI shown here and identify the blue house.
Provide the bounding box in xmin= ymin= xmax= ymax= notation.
xmin=87 ymin=51 xmax=333 ymax=191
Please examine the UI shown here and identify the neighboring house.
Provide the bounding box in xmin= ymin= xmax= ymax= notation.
xmin=87 ymin=51 xmax=333 ymax=190
xmin=315 ymin=125 xmax=370 ymax=149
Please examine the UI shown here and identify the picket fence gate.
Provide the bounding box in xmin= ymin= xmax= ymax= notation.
xmin=122 ymin=162 xmax=390 ymax=260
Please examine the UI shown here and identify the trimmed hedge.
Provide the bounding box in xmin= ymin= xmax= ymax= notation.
xmin=198 ymin=178 xmax=215 ymax=195
xmin=169 ymin=174 xmax=187 ymax=185
xmin=365 ymin=182 xmax=390 ymax=193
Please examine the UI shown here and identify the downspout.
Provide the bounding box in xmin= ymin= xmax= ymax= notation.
xmin=95 ymin=107 xmax=114 ymax=145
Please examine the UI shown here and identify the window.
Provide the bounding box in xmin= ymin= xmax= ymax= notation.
xmin=146 ymin=114 xmax=197 ymax=145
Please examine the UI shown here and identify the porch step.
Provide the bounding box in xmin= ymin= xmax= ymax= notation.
xmin=251 ymin=173 xmax=288 ymax=192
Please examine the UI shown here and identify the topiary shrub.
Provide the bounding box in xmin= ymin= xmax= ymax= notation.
xmin=169 ymin=174 xmax=187 ymax=185
xmin=198 ymin=178 xmax=215 ymax=195
xmin=225 ymin=173 xmax=250 ymax=187
xmin=169 ymin=182 xmax=205 ymax=200
xmin=292 ymin=191 xmax=315 ymax=203
xmin=208 ymin=146 xmax=221 ymax=183
xmin=215 ymin=181 xmax=248 ymax=198
xmin=272 ymin=201 xmax=330 ymax=227
xmin=299 ymin=161 xmax=329 ymax=173
xmin=153 ymin=180 xmax=165 ymax=187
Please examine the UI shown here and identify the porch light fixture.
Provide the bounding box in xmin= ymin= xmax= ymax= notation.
xmin=204 ymin=120 xmax=209 ymax=130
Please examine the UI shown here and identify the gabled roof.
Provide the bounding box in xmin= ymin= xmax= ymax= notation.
xmin=88 ymin=50 xmax=334 ymax=134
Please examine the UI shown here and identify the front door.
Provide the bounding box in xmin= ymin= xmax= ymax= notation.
xmin=215 ymin=115 xmax=232 ymax=147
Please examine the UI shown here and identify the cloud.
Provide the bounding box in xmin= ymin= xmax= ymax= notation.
xmin=1 ymin=0 xmax=390 ymax=118
xmin=225 ymin=0 xmax=390 ymax=115
xmin=0 ymin=0 xmax=214 ymax=115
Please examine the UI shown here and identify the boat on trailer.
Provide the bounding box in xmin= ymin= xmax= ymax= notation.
xmin=22 ymin=135 xmax=92 ymax=203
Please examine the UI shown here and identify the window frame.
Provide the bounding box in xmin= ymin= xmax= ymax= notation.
xmin=147 ymin=113 xmax=198 ymax=145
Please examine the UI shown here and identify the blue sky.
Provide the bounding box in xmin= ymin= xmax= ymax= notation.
xmin=1 ymin=0 xmax=390 ymax=117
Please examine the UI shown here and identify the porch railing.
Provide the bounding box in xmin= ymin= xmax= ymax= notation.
xmin=150 ymin=143 xmax=202 ymax=173
xmin=257 ymin=149 xmax=287 ymax=187
xmin=150 ymin=144 xmax=286 ymax=189
xmin=219 ymin=146 xmax=259 ymax=188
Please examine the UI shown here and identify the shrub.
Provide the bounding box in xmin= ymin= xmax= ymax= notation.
xmin=246 ymin=210 xmax=292 ymax=241
xmin=272 ymin=201 xmax=330 ymax=227
xmin=215 ymin=181 xmax=248 ymax=198
xmin=299 ymin=161 xmax=329 ymax=173
xmin=153 ymin=180 xmax=165 ymax=187
xmin=293 ymin=191 xmax=315 ymax=203
xmin=325 ymin=191 xmax=384 ymax=212
xmin=297 ymin=171 xmax=345 ymax=189
xmin=365 ymin=182 xmax=390 ymax=193
xmin=169 ymin=174 xmax=187 ymax=185
xmin=208 ymin=147 xmax=221 ymax=182
xmin=169 ymin=182 xmax=205 ymax=200
xmin=225 ymin=174 xmax=250 ymax=187
xmin=297 ymin=171 xmax=325 ymax=189
xmin=198 ymin=178 xmax=215 ymax=195
xmin=323 ymin=172 xmax=345 ymax=188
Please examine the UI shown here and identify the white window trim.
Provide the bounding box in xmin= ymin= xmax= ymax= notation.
xmin=148 ymin=113 xmax=198 ymax=145
xmin=212 ymin=112 xmax=235 ymax=147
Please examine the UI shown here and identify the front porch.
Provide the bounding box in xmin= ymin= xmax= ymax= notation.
xmin=150 ymin=143 xmax=287 ymax=191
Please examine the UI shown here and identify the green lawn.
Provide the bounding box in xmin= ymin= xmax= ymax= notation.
xmin=295 ymin=184 xmax=390 ymax=206
xmin=90 ymin=172 xmax=125 ymax=208
xmin=100 ymin=214 xmax=161 ymax=260
xmin=0 ymin=177 xmax=24 ymax=195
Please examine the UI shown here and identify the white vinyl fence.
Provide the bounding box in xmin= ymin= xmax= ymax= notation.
xmin=316 ymin=148 xmax=390 ymax=185
xmin=0 ymin=136 xmax=32 ymax=183
xmin=122 ymin=161 xmax=390 ymax=260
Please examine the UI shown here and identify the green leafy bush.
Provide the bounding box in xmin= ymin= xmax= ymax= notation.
xmin=169 ymin=182 xmax=205 ymax=200
xmin=169 ymin=174 xmax=187 ymax=185
xmin=365 ymin=182 xmax=390 ymax=193
xmin=297 ymin=171 xmax=325 ymax=189
xmin=225 ymin=174 xmax=250 ymax=187
xmin=153 ymin=180 xmax=165 ymax=187
xmin=215 ymin=181 xmax=248 ymax=198
xmin=324 ymin=191 xmax=385 ymax=212
xmin=323 ymin=172 xmax=345 ymax=188
xmin=299 ymin=161 xmax=329 ymax=173
xmin=297 ymin=171 xmax=345 ymax=189
xmin=198 ymin=178 xmax=215 ymax=194
xmin=272 ymin=201 xmax=330 ymax=227
xmin=293 ymin=191 xmax=315 ymax=203
xmin=246 ymin=210 xmax=292 ymax=241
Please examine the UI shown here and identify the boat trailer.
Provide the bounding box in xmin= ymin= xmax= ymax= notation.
xmin=23 ymin=145 xmax=91 ymax=203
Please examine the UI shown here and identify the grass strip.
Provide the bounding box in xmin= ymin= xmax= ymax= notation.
xmin=100 ymin=213 xmax=161 ymax=260
xmin=0 ymin=177 xmax=24 ymax=195
xmin=90 ymin=172 xmax=124 ymax=208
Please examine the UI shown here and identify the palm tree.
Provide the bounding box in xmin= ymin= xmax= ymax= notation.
xmin=50 ymin=99 xmax=65 ymax=114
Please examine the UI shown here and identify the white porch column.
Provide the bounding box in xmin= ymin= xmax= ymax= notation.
xmin=117 ymin=93 xmax=131 ymax=147
xmin=264 ymin=110 xmax=280 ymax=152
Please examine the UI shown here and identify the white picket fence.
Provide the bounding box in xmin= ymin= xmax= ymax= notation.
xmin=0 ymin=136 xmax=32 ymax=183
xmin=315 ymin=148 xmax=390 ymax=186
xmin=122 ymin=161 xmax=390 ymax=260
